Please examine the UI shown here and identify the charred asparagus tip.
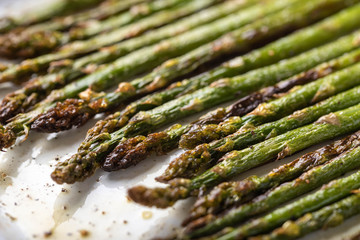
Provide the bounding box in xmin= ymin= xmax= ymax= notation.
xmin=0 ymin=93 xmax=30 ymax=124
xmin=101 ymin=136 xmax=146 ymax=171
xmin=127 ymin=186 xmax=172 ymax=208
xmin=184 ymin=214 xmax=216 ymax=234
xmin=31 ymin=99 xmax=94 ymax=133
xmin=0 ymin=127 xmax=16 ymax=150
xmin=128 ymin=180 xmax=192 ymax=208
xmin=0 ymin=30 xmax=63 ymax=59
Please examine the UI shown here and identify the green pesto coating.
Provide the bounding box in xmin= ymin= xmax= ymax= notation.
xmin=215 ymin=171 xmax=360 ymax=240
xmin=0 ymin=0 xmax=107 ymax=34
xmin=0 ymin=0 xmax=227 ymax=83
xmin=1 ymin=0 xmax=200 ymax=57
xmin=186 ymin=145 xmax=360 ymax=238
xmin=187 ymin=131 xmax=360 ymax=223
xmin=163 ymin=61 xmax=360 ymax=181
xmin=251 ymin=194 xmax=360 ymax=240
xmin=0 ymin=0 xmax=243 ymax=124
xmin=127 ymin=103 xmax=360 ymax=209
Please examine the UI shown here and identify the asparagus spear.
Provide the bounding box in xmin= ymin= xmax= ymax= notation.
xmin=0 ymin=0 xmax=194 ymax=57
xmin=184 ymin=144 xmax=360 ymax=238
xmin=103 ymin=45 xmax=360 ymax=171
xmin=50 ymin=2 xmax=360 ymax=184
xmin=180 ymin=48 xmax=360 ymax=150
xmin=31 ymin=1 xmax=360 ymax=133
xmin=0 ymin=0 xmax=245 ymax=124
xmin=0 ymin=0 xmax=232 ymax=83
xmin=59 ymin=0 xmax=260 ymax=73
xmin=0 ymin=0 xmax=106 ymax=34
xmin=250 ymin=193 xmax=360 ymax=240
xmin=0 ymin=0 xmax=306 ymax=145
xmin=161 ymin=63 xmax=360 ymax=181
xmin=5 ymin=0 xmax=313 ymax=134
xmin=69 ymin=0 xmax=190 ymax=39
xmin=211 ymin=171 xmax=360 ymax=240
xmin=187 ymin=131 xmax=360 ymax=224
xmin=128 ymin=103 xmax=360 ymax=208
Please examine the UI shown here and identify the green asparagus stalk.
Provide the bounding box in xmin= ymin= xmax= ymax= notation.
xmin=0 ymin=0 xmax=195 ymax=57
xmin=0 ymin=0 xmax=245 ymax=124
xmin=0 ymin=0 xmax=305 ymax=146
xmin=6 ymin=0 xmax=314 ymax=133
xmin=179 ymin=47 xmax=360 ymax=150
xmin=82 ymin=14 xmax=360 ymax=139
xmin=31 ymin=2 xmax=360 ymax=133
xmin=0 ymin=0 xmax=231 ymax=83
xmin=69 ymin=0 xmax=189 ymax=39
xmin=0 ymin=0 xmax=147 ymax=37
xmin=0 ymin=0 xmax=107 ymax=34
xmin=58 ymin=0 xmax=259 ymax=73
xmin=160 ymin=63 xmax=360 ymax=181
xmin=250 ymin=193 xmax=360 ymax=240
xmin=103 ymin=44 xmax=360 ymax=172
xmin=128 ymin=103 xmax=360 ymax=208
xmin=49 ymin=3 xmax=360 ymax=184
xmin=211 ymin=171 xmax=360 ymax=240
xmin=184 ymin=145 xmax=360 ymax=238
xmin=186 ymin=131 xmax=360 ymax=224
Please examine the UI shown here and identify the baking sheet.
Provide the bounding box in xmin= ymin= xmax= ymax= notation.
xmin=1 ymin=1 xmax=360 ymax=239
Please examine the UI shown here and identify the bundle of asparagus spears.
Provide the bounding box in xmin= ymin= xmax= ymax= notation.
xmin=2 ymin=0 xmax=360 ymax=238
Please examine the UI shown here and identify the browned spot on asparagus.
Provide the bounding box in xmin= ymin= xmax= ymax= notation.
xmin=31 ymin=99 xmax=95 ymax=132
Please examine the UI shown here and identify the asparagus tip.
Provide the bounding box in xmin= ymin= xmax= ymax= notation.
xmin=156 ymin=144 xmax=212 ymax=183
xmin=127 ymin=186 xmax=174 ymax=208
xmin=51 ymin=153 xmax=99 ymax=184
xmin=31 ymin=99 xmax=94 ymax=133
xmin=128 ymin=179 xmax=192 ymax=208
xmin=179 ymin=124 xmax=220 ymax=150
xmin=183 ymin=214 xmax=216 ymax=234
xmin=102 ymin=136 xmax=146 ymax=171
xmin=0 ymin=126 xmax=16 ymax=150
xmin=0 ymin=30 xmax=63 ymax=58
xmin=0 ymin=92 xmax=29 ymax=124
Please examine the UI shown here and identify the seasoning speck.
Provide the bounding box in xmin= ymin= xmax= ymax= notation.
xmin=142 ymin=211 xmax=153 ymax=220
xmin=44 ymin=230 xmax=52 ymax=238
xmin=5 ymin=212 xmax=16 ymax=221
xmin=79 ymin=230 xmax=90 ymax=237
